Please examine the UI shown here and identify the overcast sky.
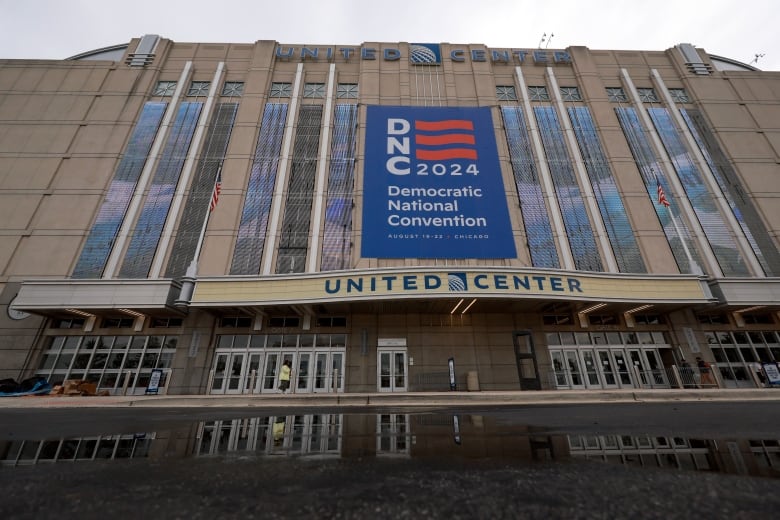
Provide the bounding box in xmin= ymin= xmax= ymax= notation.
xmin=1 ymin=0 xmax=776 ymax=70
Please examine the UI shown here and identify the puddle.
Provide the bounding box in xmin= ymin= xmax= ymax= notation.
xmin=2 ymin=412 xmax=778 ymax=480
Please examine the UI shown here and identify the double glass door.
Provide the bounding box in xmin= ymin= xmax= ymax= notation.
xmin=378 ymin=349 xmax=407 ymax=392
xmin=211 ymin=350 xmax=344 ymax=394
xmin=550 ymin=348 xmax=667 ymax=389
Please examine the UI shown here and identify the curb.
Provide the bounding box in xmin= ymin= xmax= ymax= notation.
xmin=1 ymin=389 xmax=778 ymax=409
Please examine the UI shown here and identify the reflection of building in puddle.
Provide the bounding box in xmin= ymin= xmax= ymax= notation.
xmin=196 ymin=415 xmax=342 ymax=457
xmin=568 ymin=434 xmax=780 ymax=478
xmin=377 ymin=414 xmax=411 ymax=457
xmin=0 ymin=434 xmax=155 ymax=466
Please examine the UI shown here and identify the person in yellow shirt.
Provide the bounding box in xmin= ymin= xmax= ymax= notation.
xmin=278 ymin=359 xmax=292 ymax=393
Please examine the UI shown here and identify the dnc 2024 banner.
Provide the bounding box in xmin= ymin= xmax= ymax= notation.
xmin=361 ymin=105 xmax=516 ymax=259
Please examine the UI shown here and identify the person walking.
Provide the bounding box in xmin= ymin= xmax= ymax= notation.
xmin=278 ymin=359 xmax=292 ymax=393
xmin=696 ymin=357 xmax=716 ymax=387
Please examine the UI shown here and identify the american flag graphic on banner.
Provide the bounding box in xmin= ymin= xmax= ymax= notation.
xmin=414 ymin=119 xmax=477 ymax=161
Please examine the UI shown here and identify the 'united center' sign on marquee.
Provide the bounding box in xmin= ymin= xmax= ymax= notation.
xmin=362 ymin=105 xmax=516 ymax=259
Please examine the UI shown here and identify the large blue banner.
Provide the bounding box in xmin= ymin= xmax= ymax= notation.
xmin=361 ymin=105 xmax=516 ymax=259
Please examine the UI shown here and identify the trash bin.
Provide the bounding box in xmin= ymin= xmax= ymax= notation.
xmin=467 ymin=370 xmax=480 ymax=391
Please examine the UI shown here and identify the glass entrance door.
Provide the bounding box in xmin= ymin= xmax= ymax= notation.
xmin=629 ymin=349 xmax=650 ymax=387
xmin=378 ymin=349 xmax=407 ymax=392
xmin=210 ymin=353 xmax=248 ymax=394
xmin=612 ymin=351 xmax=633 ymax=387
xmin=293 ymin=351 xmax=345 ymax=393
xmin=596 ymin=349 xmax=619 ymax=388
xmin=579 ymin=350 xmax=601 ymax=387
xmin=549 ymin=348 xmax=668 ymax=389
xmin=212 ymin=350 xmax=345 ymax=395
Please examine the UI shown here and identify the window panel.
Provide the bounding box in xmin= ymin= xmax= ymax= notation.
xmin=606 ymin=88 xmax=628 ymax=102
xmin=269 ymin=82 xmax=292 ymax=98
xmin=153 ymin=81 xmax=177 ymax=96
xmin=73 ymin=102 xmax=167 ymax=278
xmin=534 ymin=106 xmax=603 ymax=271
xmin=637 ymin=88 xmax=659 ymax=102
xmin=231 ymin=103 xmax=289 ymax=274
xmin=303 ymin=83 xmax=325 ymax=98
xmin=165 ymin=103 xmax=238 ymax=277
xmin=559 ymin=87 xmax=582 ymax=101
xmin=528 ymin=86 xmax=549 ymax=101
xmin=500 ymin=106 xmax=559 ymax=268
xmin=276 ymin=105 xmax=323 ymax=273
xmin=568 ymin=106 xmax=646 ymax=272
xmin=668 ymin=88 xmax=689 ymax=103
xmin=615 ymin=107 xmax=703 ymax=273
xmin=187 ymin=81 xmax=210 ymax=97
xmin=681 ymin=109 xmax=780 ymax=276
xmin=119 ymin=102 xmax=203 ymax=278
xmin=221 ymin=82 xmax=244 ymax=97
xmin=321 ymin=104 xmax=358 ymax=270
xmin=337 ymin=83 xmax=358 ymax=99
xmin=496 ymin=85 xmax=517 ymax=101
xmin=648 ymin=107 xmax=749 ymax=276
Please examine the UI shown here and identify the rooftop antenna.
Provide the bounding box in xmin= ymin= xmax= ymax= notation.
xmin=538 ymin=33 xmax=547 ymax=49
xmin=750 ymin=53 xmax=765 ymax=65
xmin=545 ymin=33 xmax=555 ymax=49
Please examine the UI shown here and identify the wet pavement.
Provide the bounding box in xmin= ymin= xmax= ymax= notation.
xmin=2 ymin=390 xmax=780 ymax=519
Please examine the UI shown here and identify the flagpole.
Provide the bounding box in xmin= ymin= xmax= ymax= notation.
xmin=666 ymin=206 xmax=702 ymax=275
xmin=175 ymin=166 xmax=221 ymax=307
xmin=653 ymin=169 xmax=702 ymax=276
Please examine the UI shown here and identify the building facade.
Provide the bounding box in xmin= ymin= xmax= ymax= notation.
xmin=1 ymin=35 xmax=779 ymax=395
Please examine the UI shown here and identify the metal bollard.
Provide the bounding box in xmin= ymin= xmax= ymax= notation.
xmin=206 ymin=369 xmax=215 ymax=394
xmin=121 ymin=370 xmax=132 ymax=396
xmin=248 ymin=369 xmax=257 ymax=394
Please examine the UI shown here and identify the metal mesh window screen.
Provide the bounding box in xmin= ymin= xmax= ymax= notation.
xmin=230 ymin=103 xmax=289 ymax=275
xmin=500 ymin=106 xmax=559 ymax=268
xmin=496 ymin=86 xmax=517 ymax=100
xmin=681 ymin=108 xmax=780 ymax=276
xmin=648 ymin=107 xmax=749 ymax=276
xmin=222 ymin=82 xmax=244 ymax=97
xmin=187 ymin=82 xmax=210 ymax=97
xmin=614 ymin=107 xmax=702 ymax=273
xmin=560 ymin=87 xmax=582 ymax=101
xmin=637 ymin=88 xmax=659 ymax=103
xmin=304 ymin=83 xmax=325 ymax=98
xmin=606 ymin=88 xmax=628 ymax=102
xmin=72 ymin=102 xmax=167 ymax=278
xmin=534 ymin=106 xmax=603 ymax=272
xmin=528 ymin=86 xmax=550 ymax=101
xmin=270 ymin=83 xmax=292 ymax=97
xmin=337 ymin=84 xmax=358 ymax=98
xmin=321 ymin=104 xmax=358 ymax=271
xmin=669 ymin=89 xmax=689 ymax=103
xmin=165 ymin=103 xmax=238 ymax=278
xmin=119 ymin=102 xmax=203 ymax=278
xmin=567 ymin=106 xmax=646 ymax=273
xmin=276 ymin=105 xmax=323 ymax=273
xmin=153 ymin=81 xmax=177 ymax=96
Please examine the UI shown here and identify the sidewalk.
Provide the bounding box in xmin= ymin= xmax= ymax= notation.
xmin=1 ymin=388 xmax=778 ymax=409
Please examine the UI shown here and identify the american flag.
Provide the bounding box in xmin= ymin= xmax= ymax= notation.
xmin=209 ymin=171 xmax=222 ymax=212
xmin=656 ymin=178 xmax=670 ymax=207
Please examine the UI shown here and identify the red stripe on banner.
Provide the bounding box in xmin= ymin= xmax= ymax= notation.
xmin=414 ymin=119 xmax=474 ymax=132
xmin=415 ymin=133 xmax=476 ymax=146
xmin=416 ymin=149 xmax=478 ymax=161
